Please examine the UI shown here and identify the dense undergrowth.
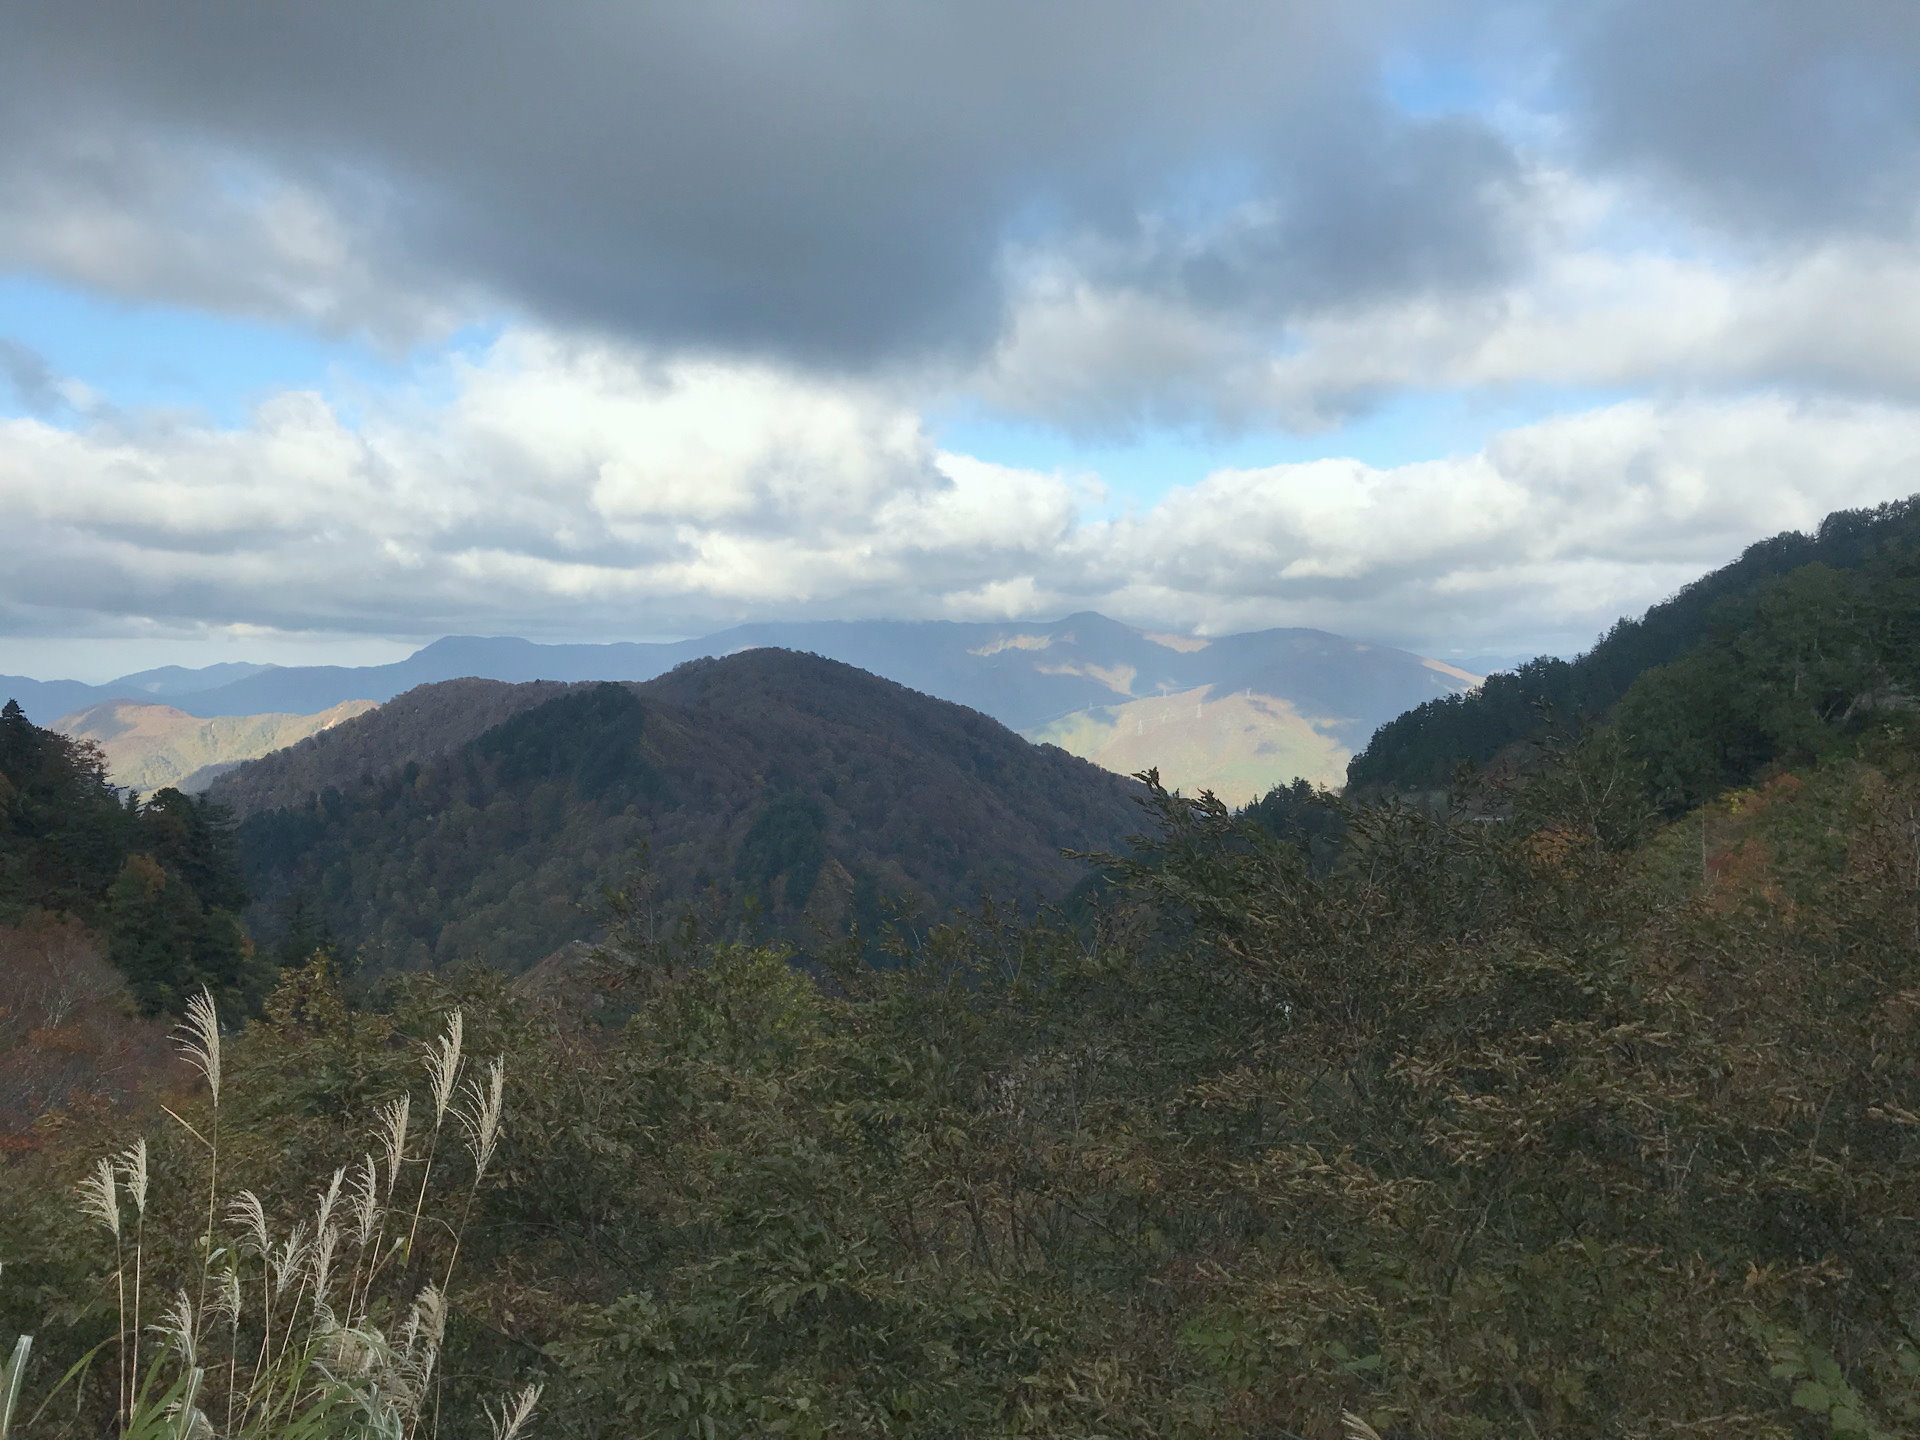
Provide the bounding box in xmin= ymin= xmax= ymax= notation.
xmin=6 ymin=722 xmax=1920 ymax=1438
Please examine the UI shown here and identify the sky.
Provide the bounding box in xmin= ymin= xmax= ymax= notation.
xmin=5 ymin=0 xmax=1920 ymax=681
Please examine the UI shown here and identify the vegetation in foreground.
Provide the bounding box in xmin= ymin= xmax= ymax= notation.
xmin=5 ymin=722 xmax=1920 ymax=1437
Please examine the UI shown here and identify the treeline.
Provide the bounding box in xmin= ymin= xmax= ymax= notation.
xmin=1349 ymin=494 xmax=1920 ymax=793
xmin=0 ymin=698 xmax=261 ymax=1011
xmin=6 ymin=730 xmax=1919 ymax=1436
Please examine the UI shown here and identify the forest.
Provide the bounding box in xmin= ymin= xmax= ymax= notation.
xmin=1348 ymin=495 xmax=1920 ymax=796
xmin=226 ymin=651 xmax=1142 ymax=973
xmin=2 ymin=502 xmax=1920 ymax=1437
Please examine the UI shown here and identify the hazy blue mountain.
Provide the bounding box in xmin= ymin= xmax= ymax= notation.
xmin=0 ymin=675 xmax=108 ymax=725
xmin=6 ymin=614 xmax=1478 ymax=797
xmin=105 ymin=661 xmax=280 ymax=698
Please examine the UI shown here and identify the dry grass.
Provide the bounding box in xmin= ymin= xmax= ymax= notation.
xmin=5 ymin=993 xmax=540 ymax=1439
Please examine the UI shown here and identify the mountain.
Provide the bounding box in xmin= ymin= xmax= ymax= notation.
xmin=223 ymin=650 xmax=1144 ymax=973
xmin=1348 ymin=495 xmax=1920 ymax=796
xmin=8 ymin=614 xmax=1477 ymax=801
xmin=52 ymin=699 xmax=376 ymax=794
xmin=0 ymin=674 xmax=108 ymax=724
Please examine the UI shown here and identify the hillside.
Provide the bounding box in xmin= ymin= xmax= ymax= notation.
xmin=14 ymin=682 xmax=1920 ymax=1437
xmin=10 ymin=613 xmax=1477 ymax=800
xmin=207 ymin=677 xmax=572 ymax=819
xmin=228 ymin=650 xmax=1143 ymax=971
xmin=1348 ymin=494 xmax=1920 ymax=794
xmin=0 ymin=701 xmax=261 ymax=1013
xmin=52 ymin=698 xmax=375 ymax=794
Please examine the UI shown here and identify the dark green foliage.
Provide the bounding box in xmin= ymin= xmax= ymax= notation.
xmin=1349 ymin=494 xmax=1920 ymax=793
xmin=1241 ymin=775 xmax=1346 ymax=866
xmin=472 ymin=681 xmax=661 ymax=805
xmin=1614 ymin=557 xmax=1920 ymax=809
xmin=236 ymin=652 xmax=1141 ymax=973
xmin=0 ymin=697 xmax=128 ymax=916
xmin=735 ymin=791 xmax=828 ymax=910
xmin=0 ymin=699 xmax=258 ymax=1010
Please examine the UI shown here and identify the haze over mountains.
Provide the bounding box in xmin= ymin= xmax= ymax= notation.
xmin=10 ymin=613 xmax=1477 ymax=802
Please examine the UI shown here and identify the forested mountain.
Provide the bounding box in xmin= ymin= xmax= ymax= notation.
xmin=226 ymin=651 xmax=1143 ymax=972
xmin=1349 ymin=495 xmax=1920 ymax=794
xmin=13 ymin=683 xmax=1920 ymax=1436
xmin=8 ymin=613 xmax=1475 ymax=800
xmin=0 ymin=700 xmax=261 ymax=1011
xmin=52 ymin=698 xmax=375 ymax=794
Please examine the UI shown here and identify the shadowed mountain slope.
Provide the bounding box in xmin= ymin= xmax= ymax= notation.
xmin=226 ymin=650 xmax=1143 ymax=973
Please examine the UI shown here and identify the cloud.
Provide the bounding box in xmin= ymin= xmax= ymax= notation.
xmin=0 ymin=0 xmax=1543 ymax=368
xmin=980 ymin=168 xmax=1920 ymax=433
xmin=1074 ymin=394 xmax=1920 ymax=651
xmin=0 ymin=340 xmax=64 ymax=415
xmin=1 ymin=338 xmax=1915 ymax=657
xmin=1552 ymin=0 xmax=1920 ymax=240
xmin=0 ymin=331 xmax=1082 ymax=639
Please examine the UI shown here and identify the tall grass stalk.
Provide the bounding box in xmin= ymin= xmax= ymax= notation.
xmin=35 ymin=994 xmax=529 ymax=1438
xmin=402 ymin=1012 xmax=463 ymax=1282
xmin=174 ymin=989 xmax=222 ymax=1360
xmin=77 ymin=1155 xmax=126 ymax=1422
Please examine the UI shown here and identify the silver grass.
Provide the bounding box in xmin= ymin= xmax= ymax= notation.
xmin=154 ymin=1288 xmax=196 ymax=1367
xmin=271 ymin=1222 xmax=310 ymax=1298
xmin=315 ymin=1166 xmax=346 ymax=1239
xmin=458 ymin=1058 xmax=507 ymax=1180
xmin=228 ymin=1190 xmax=270 ymax=1256
xmin=175 ymin=989 xmax=222 ymax=1104
xmin=210 ymin=1263 xmax=243 ymax=1324
xmin=426 ymin=1010 xmax=465 ymax=1125
xmin=378 ymin=1095 xmax=412 ymax=1193
xmin=349 ymin=1153 xmax=381 ymax=1246
xmin=77 ymin=1156 xmax=120 ymax=1238
xmin=117 ymin=1137 xmax=149 ymax=1216
xmin=311 ymin=1223 xmax=342 ymax=1301
xmin=1342 ymin=1412 xmax=1385 ymax=1440
xmin=487 ymin=1382 xmax=543 ymax=1440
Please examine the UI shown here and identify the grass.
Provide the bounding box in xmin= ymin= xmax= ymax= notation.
xmin=5 ymin=990 xmax=539 ymax=1439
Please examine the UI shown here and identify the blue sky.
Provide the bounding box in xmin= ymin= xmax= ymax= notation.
xmin=5 ymin=0 xmax=1920 ymax=681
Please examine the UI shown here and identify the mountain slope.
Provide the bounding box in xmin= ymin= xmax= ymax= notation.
xmin=53 ymin=699 xmax=376 ymax=794
xmin=16 ymin=613 xmax=1476 ymax=799
xmin=227 ymin=651 xmax=1143 ymax=972
xmin=1348 ymin=495 xmax=1920 ymax=795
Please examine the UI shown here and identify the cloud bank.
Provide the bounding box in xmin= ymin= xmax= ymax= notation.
xmin=4 ymin=333 xmax=1914 ymax=658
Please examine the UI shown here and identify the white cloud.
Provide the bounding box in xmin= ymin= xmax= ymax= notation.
xmin=0 ymin=330 xmax=1083 ymax=639
xmin=1074 ymin=394 xmax=1920 ymax=651
xmin=3 ymin=334 xmax=1918 ymax=661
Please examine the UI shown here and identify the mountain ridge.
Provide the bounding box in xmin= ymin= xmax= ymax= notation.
xmin=228 ymin=650 xmax=1145 ymax=972
xmin=8 ymin=613 xmax=1477 ymax=801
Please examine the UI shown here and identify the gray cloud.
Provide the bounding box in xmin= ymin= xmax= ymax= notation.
xmin=0 ymin=0 xmax=1545 ymax=368
xmin=1553 ymin=0 xmax=1920 ymax=240
xmin=0 ymin=340 xmax=61 ymax=414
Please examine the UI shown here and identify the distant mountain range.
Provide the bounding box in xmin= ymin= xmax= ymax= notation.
xmin=9 ymin=613 xmax=1480 ymax=800
xmin=226 ymin=651 xmax=1144 ymax=972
